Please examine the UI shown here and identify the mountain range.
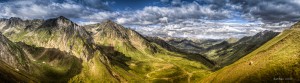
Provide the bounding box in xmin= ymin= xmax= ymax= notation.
xmin=0 ymin=16 xmax=214 ymax=82
xmin=0 ymin=16 xmax=299 ymax=83
xmin=146 ymin=30 xmax=279 ymax=70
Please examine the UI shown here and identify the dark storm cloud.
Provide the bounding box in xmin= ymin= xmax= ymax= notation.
xmin=196 ymin=0 xmax=228 ymax=9
xmin=0 ymin=0 xmax=243 ymax=24
xmin=0 ymin=0 xmax=299 ymax=24
xmin=62 ymin=0 xmax=113 ymax=10
xmin=0 ymin=0 xmax=295 ymax=39
xmin=229 ymin=0 xmax=300 ymax=23
xmin=113 ymin=2 xmax=233 ymax=25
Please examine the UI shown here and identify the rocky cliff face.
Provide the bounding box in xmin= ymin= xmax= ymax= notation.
xmin=0 ymin=33 xmax=30 ymax=72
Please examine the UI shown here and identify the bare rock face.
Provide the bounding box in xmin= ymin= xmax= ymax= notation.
xmin=20 ymin=16 xmax=95 ymax=60
xmin=2 ymin=17 xmax=24 ymax=30
xmin=85 ymin=20 xmax=158 ymax=54
xmin=0 ymin=32 xmax=30 ymax=71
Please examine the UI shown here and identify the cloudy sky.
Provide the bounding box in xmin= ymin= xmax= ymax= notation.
xmin=0 ymin=0 xmax=299 ymax=39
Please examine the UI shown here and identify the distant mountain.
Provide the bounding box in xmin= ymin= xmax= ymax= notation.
xmin=145 ymin=36 xmax=216 ymax=68
xmin=145 ymin=36 xmax=181 ymax=52
xmin=147 ymin=37 xmax=223 ymax=54
xmin=201 ymin=22 xmax=300 ymax=82
xmin=151 ymin=30 xmax=279 ymax=69
xmin=0 ymin=17 xmax=44 ymax=35
xmin=0 ymin=16 xmax=214 ymax=82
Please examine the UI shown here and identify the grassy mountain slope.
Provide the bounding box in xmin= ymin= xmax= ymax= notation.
xmin=84 ymin=20 xmax=214 ymax=82
xmin=147 ymin=31 xmax=279 ymax=70
xmin=203 ymin=31 xmax=279 ymax=69
xmin=0 ymin=17 xmax=124 ymax=82
xmin=0 ymin=60 xmax=36 ymax=83
xmin=0 ymin=32 xmax=83 ymax=83
xmin=201 ymin=23 xmax=300 ymax=82
xmin=18 ymin=42 xmax=83 ymax=83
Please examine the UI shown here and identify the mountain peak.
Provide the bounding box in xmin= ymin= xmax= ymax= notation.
xmin=39 ymin=16 xmax=76 ymax=28
xmin=3 ymin=17 xmax=25 ymax=28
xmin=103 ymin=20 xmax=117 ymax=25
xmin=55 ymin=16 xmax=73 ymax=24
xmin=57 ymin=16 xmax=69 ymax=20
xmin=8 ymin=17 xmax=23 ymax=23
xmin=99 ymin=19 xmax=127 ymax=31
xmin=9 ymin=17 xmax=22 ymax=21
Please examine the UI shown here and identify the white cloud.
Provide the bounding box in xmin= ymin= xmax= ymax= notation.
xmin=0 ymin=0 xmax=233 ymax=25
xmin=105 ymin=2 xmax=232 ymax=25
xmin=81 ymin=12 xmax=119 ymax=22
xmin=77 ymin=1 xmax=233 ymax=26
xmin=0 ymin=1 xmax=91 ymax=19
xmin=159 ymin=17 xmax=168 ymax=23
xmin=160 ymin=0 xmax=169 ymax=3
xmin=172 ymin=0 xmax=181 ymax=5
xmin=128 ymin=19 xmax=290 ymax=39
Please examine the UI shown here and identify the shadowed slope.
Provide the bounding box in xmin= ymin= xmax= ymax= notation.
xmin=0 ymin=33 xmax=83 ymax=83
xmin=0 ymin=60 xmax=36 ymax=83
xmin=0 ymin=32 xmax=37 ymax=82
